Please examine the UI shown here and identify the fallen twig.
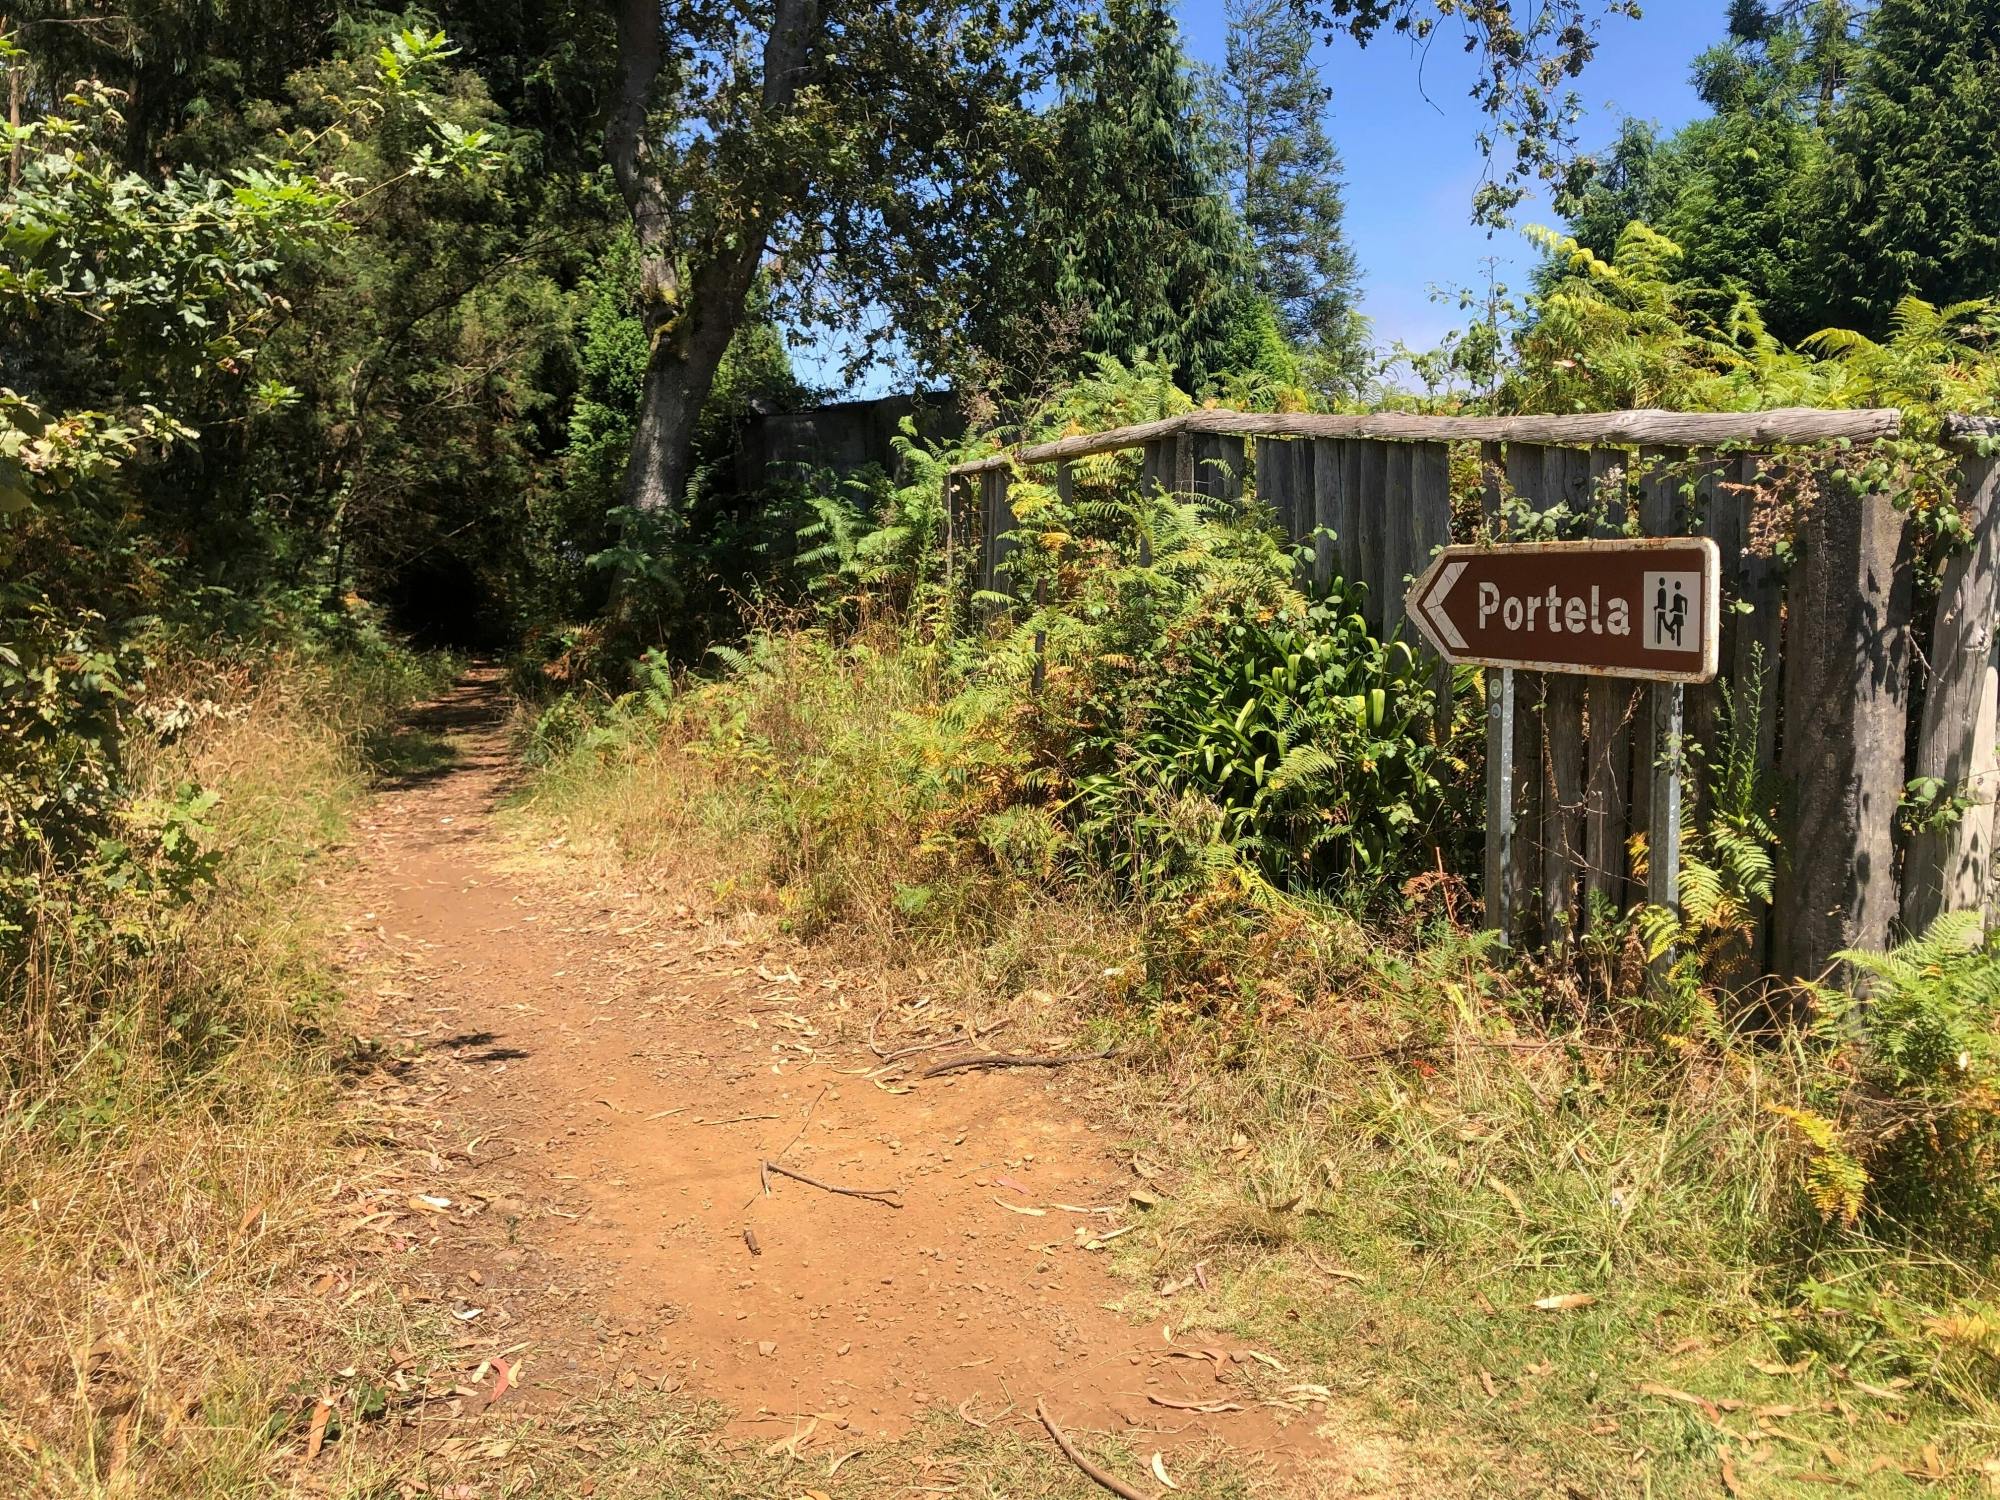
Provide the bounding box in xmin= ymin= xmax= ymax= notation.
xmin=922 ymin=1048 xmax=1116 ymax=1079
xmin=771 ymin=1085 xmax=828 ymax=1165
xmin=1036 ymin=1397 xmax=1156 ymax=1500
xmin=761 ymin=1161 xmax=903 ymax=1208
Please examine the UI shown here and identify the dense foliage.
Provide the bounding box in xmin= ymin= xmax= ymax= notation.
xmin=1216 ymin=0 xmax=1369 ymax=396
xmin=1560 ymin=0 xmax=2000 ymax=344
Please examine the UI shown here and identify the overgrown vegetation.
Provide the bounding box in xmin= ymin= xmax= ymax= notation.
xmin=521 ymin=318 xmax=2000 ymax=1490
xmin=9 ymin=0 xmax=2000 ymax=1490
xmin=0 ymin=641 xmax=452 ymax=1493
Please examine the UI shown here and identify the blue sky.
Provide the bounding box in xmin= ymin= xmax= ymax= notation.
xmin=796 ymin=0 xmax=1730 ymax=394
xmin=1176 ymin=0 xmax=1724 ymax=356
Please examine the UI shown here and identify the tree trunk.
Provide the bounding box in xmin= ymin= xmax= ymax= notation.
xmin=605 ymin=0 xmax=820 ymax=522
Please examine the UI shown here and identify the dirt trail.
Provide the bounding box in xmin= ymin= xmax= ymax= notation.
xmin=332 ymin=669 xmax=1333 ymax=1485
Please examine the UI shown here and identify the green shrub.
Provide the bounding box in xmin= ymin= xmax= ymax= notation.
xmin=1782 ymin=914 xmax=2000 ymax=1242
xmin=1072 ymin=584 xmax=1454 ymax=895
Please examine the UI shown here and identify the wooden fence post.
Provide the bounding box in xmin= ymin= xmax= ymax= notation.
xmin=1903 ymin=448 xmax=2000 ymax=932
xmin=1772 ymin=476 xmax=1915 ymax=979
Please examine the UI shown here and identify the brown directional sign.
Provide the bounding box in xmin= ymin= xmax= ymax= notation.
xmin=1404 ymin=537 xmax=1721 ymax=683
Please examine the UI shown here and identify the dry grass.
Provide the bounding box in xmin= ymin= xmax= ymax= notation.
xmin=0 ymin=647 xmax=446 ymax=1496
xmin=512 ymin=623 xmax=2000 ymax=1498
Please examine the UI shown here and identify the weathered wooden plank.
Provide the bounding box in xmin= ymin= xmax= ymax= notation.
xmin=1311 ymin=438 xmax=1342 ymax=588
xmin=1293 ymin=438 xmax=1318 ymax=550
xmin=1539 ymin=446 xmax=1591 ymax=942
xmin=1192 ymin=432 xmax=1246 ymax=502
xmin=1190 ymin=407 xmax=1904 ymax=448
xmin=1138 ymin=439 xmax=1170 ymax=567
xmin=1173 ymin=430 xmax=1195 ymax=496
xmin=1351 ymin=440 xmax=1389 ymax=633
xmin=988 ymin=468 xmax=1020 ymax=598
xmin=1721 ymin=453 xmax=1785 ymax=982
xmin=1943 ymin=414 xmax=2000 ymax=446
xmin=951 ymin=414 xmax=1191 ymax=474
xmin=1409 ymin=447 xmax=1460 ymax=734
xmin=1382 ymin=443 xmax=1415 ymax=633
xmin=1409 ymin=442 xmax=1454 ymax=573
xmin=1274 ymin=438 xmax=1314 ymax=542
xmin=949 ymin=408 xmax=1902 ymax=477
xmin=1256 ymin=438 xmax=1295 ymax=539
xmin=1582 ymin=448 xmax=1634 ymax=930
xmin=1333 ymin=438 xmax=1363 ymax=585
xmin=1903 ymin=450 xmax=2000 ymax=931
xmin=1409 ymin=441 xmax=1456 ymax=735
xmin=1686 ymin=454 xmax=1740 ymax=759
xmin=1648 ymin=680 xmax=1685 ymax=992
xmin=1731 ymin=453 xmax=1784 ymax=767
xmin=978 ymin=469 xmax=995 ymax=596
xmin=1772 ymin=477 xmax=1916 ymax=980
xmin=1502 ymin=441 xmax=1550 ymax=943
xmin=942 ymin=473 xmax=959 ymax=599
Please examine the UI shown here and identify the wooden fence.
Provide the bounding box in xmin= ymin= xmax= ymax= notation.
xmin=944 ymin=408 xmax=2000 ymax=984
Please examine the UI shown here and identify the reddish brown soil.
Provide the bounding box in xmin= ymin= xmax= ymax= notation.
xmin=331 ymin=670 xmax=1335 ymax=1485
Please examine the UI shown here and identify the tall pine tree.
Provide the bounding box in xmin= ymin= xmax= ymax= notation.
xmin=972 ymin=0 xmax=1288 ymax=398
xmin=1218 ymin=0 xmax=1368 ymax=395
xmin=1813 ymin=0 xmax=2000 ymax=333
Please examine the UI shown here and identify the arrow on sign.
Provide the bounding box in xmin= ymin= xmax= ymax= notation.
xmin=1414 ymin=558 xmax=1469 ymax=651
xmin=1403 ymin=537 xmax=1721 ymax=684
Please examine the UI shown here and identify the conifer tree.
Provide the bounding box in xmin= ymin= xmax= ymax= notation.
xmin=1813 ymin=0 xmax=2000 ymax=333
xmin=1024 ymin=0 xmax=1289 ymax=394
xmin=1218 ymin=0 xmax=1368 ymax=394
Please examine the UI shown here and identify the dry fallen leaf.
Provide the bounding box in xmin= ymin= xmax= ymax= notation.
xmin=1750 ymin=1356 xmax=1811 ymax=1376
xmin=1152 ymin=1452 xmax=1179 ymax=1490
xmin=1721 ymin=1454 xmax=1745 ymax=1496
xmin=993 ymin=1199 xmax=1046 ymax=1216
xmin=304 ymin=1396 xmax=333 ymax=1462
xmin=1532 ymin=1293 xmax=1596 ymax=1312
xmin=1637 ymin=1381 xmax=1729 ymax=1424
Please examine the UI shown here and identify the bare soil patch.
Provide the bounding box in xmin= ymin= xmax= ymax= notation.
xmin=330 ymin=669 xmax=1362 ymax=1491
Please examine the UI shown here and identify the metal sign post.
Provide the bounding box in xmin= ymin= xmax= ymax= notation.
xmin=1407 ymin=539 xmax=1721 ymax=944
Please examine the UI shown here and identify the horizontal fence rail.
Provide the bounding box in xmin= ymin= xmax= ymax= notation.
xmin=938 ymin=405 xmax=2000 ymax=987
xmin=946 ymin=407 xmax=1906 ymax=476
